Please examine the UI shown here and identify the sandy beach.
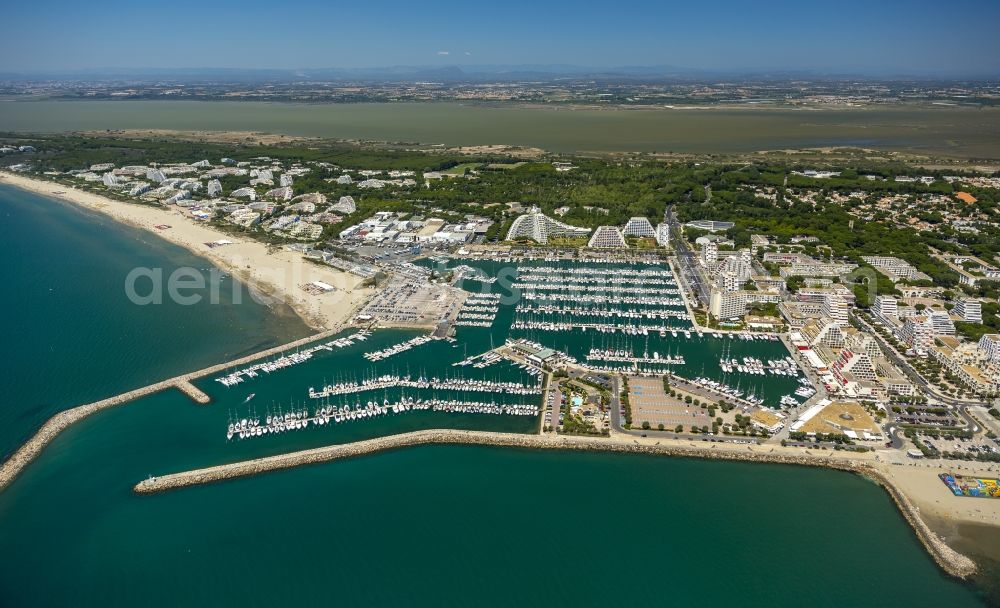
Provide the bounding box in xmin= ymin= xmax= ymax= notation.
xmin=0 ymin=171 xmax=370 ymax=331
xmin=3 ymin=168 xmax=998 ymax=578
xmin=622 ymin=430 xmax=1000 ymax=530
xmin=878 ymin=457 xmax=1000 ymax=534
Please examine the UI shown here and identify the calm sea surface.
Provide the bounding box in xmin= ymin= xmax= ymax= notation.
xmin=0 ymin=184 xmax=309 ymax=457
xmin=0 ymin=186 xmax=991 ymax=606
xmin=2 ymin=100 xmax=1000 ymax=157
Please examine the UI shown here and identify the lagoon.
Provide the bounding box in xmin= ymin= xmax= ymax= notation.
xmin=3 ymin=100 xmax=1000 ymax=157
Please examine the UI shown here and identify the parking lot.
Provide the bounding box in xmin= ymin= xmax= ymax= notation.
xmin=628 ymin=376 xmax=712 ymax=429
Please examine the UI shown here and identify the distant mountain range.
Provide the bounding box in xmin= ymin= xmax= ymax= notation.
xmin=1 ymin=65 xmax=995 ymax=82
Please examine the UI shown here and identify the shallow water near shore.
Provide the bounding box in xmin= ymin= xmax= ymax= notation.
xmin=0 ymin=185 xmax=994 ymax=606
xmin=0 ymin=184 xmax=310 ymax=457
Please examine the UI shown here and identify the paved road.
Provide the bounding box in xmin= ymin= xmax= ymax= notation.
xmin=541 ymin=373 xmax=561 ymax=433
xmin=851 ymin=312 xmax=982 ymax=432
xmin=666 ymin=205 xmax=710 ymax=307
xmin=768 ymin=335 xmax=831 ymax=444
xmin=969 ymin=406 xmax=1000 ymax=438
xmin=609 ymin=375 xmax=623 ymax=431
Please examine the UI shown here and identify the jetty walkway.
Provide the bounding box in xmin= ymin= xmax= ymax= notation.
xmin=0 ymin=325 xmax=351 ymax=492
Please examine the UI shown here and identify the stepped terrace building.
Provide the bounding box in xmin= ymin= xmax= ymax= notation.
xmin=685 ymin=220 xmax=734 ymax=232
xmin=623 ymin=216 xmax=656 ymax=238
xmin=505 ymin=207 xmax=591 ymax=244
xmin=979 ymin=334 xmax=1000 ymax=363
xmin=800 ymin=320 xmax=846 ymax=349
xmin=931 ymin=336 xmax=999 ymax=397
xmin=587 ymin=226 xmax=628 ymax=249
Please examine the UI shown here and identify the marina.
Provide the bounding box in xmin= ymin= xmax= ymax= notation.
xmin=433 ymin=257 xmax=809 ymax=409
xmin=227 ymin=399 xmax=540 ymax=441
xmin=190 ymin=256 xmax=817 ymax=451
xmin=0 ymin=175 xmax=990 ymax=608
xmin=215 ymin=330 xmax=371 ymax=386
xmin=586 ymin=348 xmax=686 ymax=366
xmin=307 ymin=374 xmax=542 ymax=398
xmin=456 ymin=293 xmax=501 ymax=326
xmin=363 ymin=334 xmax=438 ymax=361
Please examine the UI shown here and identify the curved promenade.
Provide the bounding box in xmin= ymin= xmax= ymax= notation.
xmin=133 ymin=428 xmax=977 ymax=580
xmin=0 ymin=325 xmax=350 ymax=492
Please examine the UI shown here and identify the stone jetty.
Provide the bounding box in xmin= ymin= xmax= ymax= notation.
xmin=133 ymin=428 xmax=976 ymax=580
xmin=0 ymin=325 xmax=350 ymax=493
xmin=176 ymin=380 xmax=211 ymax=404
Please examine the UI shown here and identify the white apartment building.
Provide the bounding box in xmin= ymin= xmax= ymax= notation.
xmin=861 ymin=255 xmax=931 ymax=283
xmin=832 ymin=349 xmax=877 ymax=383
xmin=710 ymin=289 xmax=746 ymax=320
xmin=207 ymin=179 xmax=222 ymax=197
xmin=719 ymin=271 xmax=742 ymax=293
xmin=588 ymin=226 xmax=628 ymax=249
xmin=332 ymin=196 xmax=357 ymax=214
xmin=623 ymin=216 xmax=655 ymax=238
xmin=979 ymin=334 xmax=1000 ymax=363
xmin=655 ymin=222 xmax=671 ymax=247
xmin=900 ymin=316 xmax=934 ymax=351
xmin=873 ymin=295 xmax=898 ymax=320
xmin=506 ymin=208 xmax=591 ymax=244
xmin=821 ymin=295 xmax=850 ymax=326
xmin=953 ymin=299 xmax=982 ymax=323
xmin=702 ymin=240 xmax=719 ymax=266
xmin=928 ymin=311 xmax=956 ymax=336
xmin=800 ymin=320 xmax=846 ymax=349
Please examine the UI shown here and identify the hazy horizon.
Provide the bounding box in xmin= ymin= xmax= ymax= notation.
xmin=2 ymin=64 xmax=998 ymax=81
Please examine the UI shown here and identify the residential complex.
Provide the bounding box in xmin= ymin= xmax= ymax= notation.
xmin=587 ymin=226 xmax=628 ymax=249
xmin=506 ymin=208 xmax=591 ymax=244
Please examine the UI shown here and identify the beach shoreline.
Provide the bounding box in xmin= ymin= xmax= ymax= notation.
xmin=0 ymin=171 xmax=370 ymax=332
xmin=2 ymin=168 xmax=998 ymax=585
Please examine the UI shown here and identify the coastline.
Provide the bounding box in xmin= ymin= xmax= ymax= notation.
xmin=134 ymin=427 xmax=979 ymax=579
xmin=1 ymin=169 xmax=996 ymax=586
xmin=0 ymin=325 xmax=357 ymax=494
xmin=0 ymin=171 xmax=370 ymax=332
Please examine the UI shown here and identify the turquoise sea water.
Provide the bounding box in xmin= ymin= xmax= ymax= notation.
xmin=0 ymin=186 xmax=992 ymax=606
xmin=0 ymin=184 xmax=310 ymax=456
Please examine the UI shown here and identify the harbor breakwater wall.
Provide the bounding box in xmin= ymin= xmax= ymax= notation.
xmin=0 ymin=326 xmax=349 ymax=493
xmin=133 ymin=428 xmax=976 ymax=580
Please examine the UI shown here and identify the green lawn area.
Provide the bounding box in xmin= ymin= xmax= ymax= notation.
xmin=485 ymin=161 xmax=527 ymax=170
xmin=442 ymin=163 xmax=481 ymax=175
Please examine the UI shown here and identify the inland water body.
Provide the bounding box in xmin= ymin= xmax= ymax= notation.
xmin=2 ymin=100 xmax=1000 ymax=157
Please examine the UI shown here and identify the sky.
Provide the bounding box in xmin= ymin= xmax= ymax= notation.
xmin=3 ymin=0 xmax=999 ymax=76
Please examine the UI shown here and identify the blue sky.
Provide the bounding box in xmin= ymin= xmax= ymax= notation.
xmin=3 ymin=0 xmax=999 ymax=75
